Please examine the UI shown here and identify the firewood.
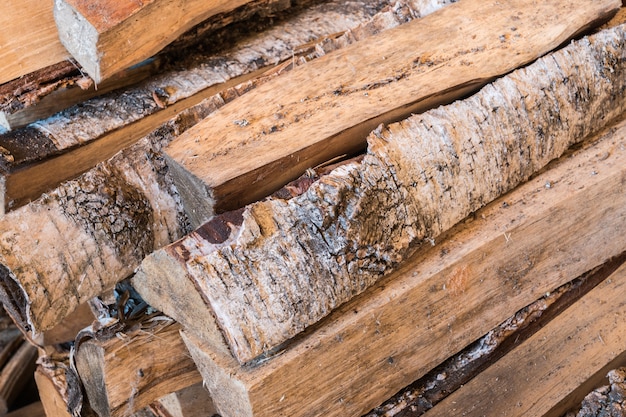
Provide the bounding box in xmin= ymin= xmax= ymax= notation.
xmin=163 ymin=0 xmax=620 ymax=224
xmin=0 ymin=341 xmax=38 ymax=415
xmin=5 ymin=401 xmax=46 ymax=417
xmin=0 ymin=0 xmax=70 ymax=86
xmin=53 ymin=0 xmax=319 ymax=83
xmin=180 ymin=115 xmax=626 ymax=417
xmin=0 ymin=0 xmax=402 ymax=214
xmin=423 ymin=261 xmax=626 ymax=417
xmin=74 ymin=317 xmax=201 ymax=417
xmin=150 ymin=383 xmax=217 ymax=417
xmin=135 ymin=22 xmax=626 ymax=364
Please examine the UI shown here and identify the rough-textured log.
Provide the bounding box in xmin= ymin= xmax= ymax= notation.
xmin=0 ymin=0 xmax=70 ymax=85
xmin=75 ymin=317 xmax=201 ymax=417
xmin=0 ymin=0 xmax=396 ymax=214
xmin=136 ymin=23 xmax=626 ymax=364
xmin=423 ymin=261 xmax=626 ymax=417
xmin=180 ymin=116 xmax=626 ymax=417
xmin=163 ymin=0 xmax=620 ymax=223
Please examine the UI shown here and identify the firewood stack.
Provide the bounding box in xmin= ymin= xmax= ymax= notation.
xmin=0 ymin=0 xmax=625 ymax=416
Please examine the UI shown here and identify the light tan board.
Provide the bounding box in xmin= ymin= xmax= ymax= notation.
xmin=136 ymin=23 xmax=626 ymax=364
xmin=423 ymin=260 xmax=626 ymax=417
xmin=0 ymin=0 xmax=70 ymax=85
xmin=181 ymin=117 xmax=626 ymax=417
xmin=164 ymin=0 xmax=620 ymax=219
xmin=75 ymin=319 xmax=202 ymax=417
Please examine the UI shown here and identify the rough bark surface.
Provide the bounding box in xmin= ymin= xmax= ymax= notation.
xmin=571 ymin=368 xmax=626 ymax=417
xmin=138 ymin=23 xmax=626 ymax=364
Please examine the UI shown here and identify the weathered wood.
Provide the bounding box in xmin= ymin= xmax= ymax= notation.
xmin=0 ymin=0 xmax=396 ymax=214
xmin=150 ymin=383 xmax=217 ymax=417
xmin=0 ymin=341 xmax=38 ymax=415
xmin=0 ymin=0 xmax=70 ymax=86
xmin=179 ymin=116 xmax=626 ymax=417
xmin=136 ymin=23 xmax=626 ymax=364
xmin=75 ymin=317 xmax=202 ymax=417
xmin=422 ymin=261 xmax=626 ymax=417
xmin=53 ymin=0 xmax=319 ymax=82
xmin=164 ymin=0 xmax=620 ymax=222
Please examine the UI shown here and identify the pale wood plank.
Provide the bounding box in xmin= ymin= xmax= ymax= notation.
xmin=423 ymin=261 xmax=626 ymax=417
xmin=164 ymin=0 xmax=620 ymax=222
xmin=180 ymin=116 xmax=626 ymax=417
xmin=0 ymin=0 xmax=70 ymax=85
xmin=136 ymin=22 xmax=626 ymax=364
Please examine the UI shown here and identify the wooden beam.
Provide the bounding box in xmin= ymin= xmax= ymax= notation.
xmin=135 ymin=22 xmax=626 ymax=364
xmin=0 ymin=0 xmax=399 ymax=214
xmin=75 ymin=318 xmax=202 ymax=417
xmin=0 ymin=0 xmax=70 ymax=86
xmin=422 ymin=261 xmax=626 ymax=417
xmin=180 ymin=115 xmax=626 ymax=417
xmin=163 ymin=0 xmax=620 ymax=223
xmin=53 ymin=0 xmax=307 ymax=83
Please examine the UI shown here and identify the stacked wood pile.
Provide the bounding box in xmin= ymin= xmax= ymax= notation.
xmin=0 ymin=0 xmax=625 ymax=416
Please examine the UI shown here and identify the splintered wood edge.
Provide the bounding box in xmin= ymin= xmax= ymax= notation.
xmin=179 ymin=119 xmax=626 ymax=417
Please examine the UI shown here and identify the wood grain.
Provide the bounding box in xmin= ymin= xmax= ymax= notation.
xmin=423 ymin=261 xmax=626 ymax=417
xmin=181 ymin=116 xmax=626 ymax=417
xmin=164 ymin=0 xmax=620 ymax=221
xmin=136 ymin=22 xmax=626 ymax=364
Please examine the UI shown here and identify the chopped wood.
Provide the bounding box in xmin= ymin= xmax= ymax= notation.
xmin=35 ymin=351 xmax=83 ymax=417
xmin=0 ymin=0 xmax=70 ymax=86
xmin=422 ymin=261 xmax=626 ymax=417
xmin=163 ymin=0 xmax=620 ymax=223
xmin=180 ymin=114 xmax=626 ymax=417
xmin=74 ymin=317 xmax=201 ymax=417
xmin=5 ymin=401 xmax=46 ymax=417
xmin=53 ymin=0 xmax=318 ymax=82
xmin=136 ymin=22 xmax=626 ymax=364
xmin=0 ymin=341 xmax=38 ymax=415
xmin=569 ymin=368 xmax=626 ymax=417
xmin=150 ymin=383 xmax=217 ymax=417
xmin=0 ymin=0 xmax=397 ymax=214
xmin=42 ymin=302 xmax=96 ymax=346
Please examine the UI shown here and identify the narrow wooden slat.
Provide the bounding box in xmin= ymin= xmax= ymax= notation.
xmin=163 ymin=0 xmax=620 ymax=223
xmin=423 ymin=261 xmax=626 ymax=417
xmin=181 ymin=116 xmax=626 ymax=417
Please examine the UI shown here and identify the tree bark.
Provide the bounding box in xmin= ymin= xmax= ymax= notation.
xmin=137 ymin=22 xmax=626 ymax=364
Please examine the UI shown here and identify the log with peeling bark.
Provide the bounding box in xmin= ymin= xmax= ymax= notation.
xmin=163 ymin=0 xmax=620 ymax=225
xmin=0 ymin=0 xmax=399 ymax=214
xmin=53 ymin=0 xmax=321 ymax=83
xmin=74 ymin=317 xmax=201 ymax=417
xmin=423 ymin=260 xmax=626 ymax=417
xmin=179 ymin=116 xmax=626 ymax=417
xmin=35 ymin=353 xmax=79 ymax=417
xmin=135 ymin=22 xmax=626 ymax=364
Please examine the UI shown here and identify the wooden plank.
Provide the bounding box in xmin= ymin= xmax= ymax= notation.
xmin=423 ymin=261 xmax=626 ymax=417
xmin=135 ymin=22 xmax=626 ymax=364
xmin=0 ymin=0 xmax=398 ymax=214
xmin=75 ymin=318 xmax=202 ymax=417
xmin=179 ymin=116 xmax=626 ymax=417
xmin=0 ymin=0 xmax=70 ymax=85
xmin=53 ymin=0 xmax=303 ymax=82
xmin=163 ymin=0 xmax=620 ymax=223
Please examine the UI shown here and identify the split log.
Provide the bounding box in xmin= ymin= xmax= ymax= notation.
xmin=35 ymin=355 xmax=82 ymax=417
xmin=0 ymin=0 xmax=70 ymax=86
xmin=0 ymin=341 xmax=38 ymax=415
xmin=75 ymin=317 xmax=201 ymax=417
xmin=422 ymin=261 xmax=626 ymax=417
xmin=150 ymin=383 xmax=217 ymax=417
xmin=179 ymin=115 xmax=626 ymax=417
xmin=5 ymin=401 xmax=46 ymax=417
xmin=53 ymin=0 xmax=320 ymax=82
xmin=0 ymin=0 xmax=397 ymax=214
xmin=135 ymin=22 xmax=626 ymax=364
xmin=163 ymin=0 xmax=620 ymax=223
